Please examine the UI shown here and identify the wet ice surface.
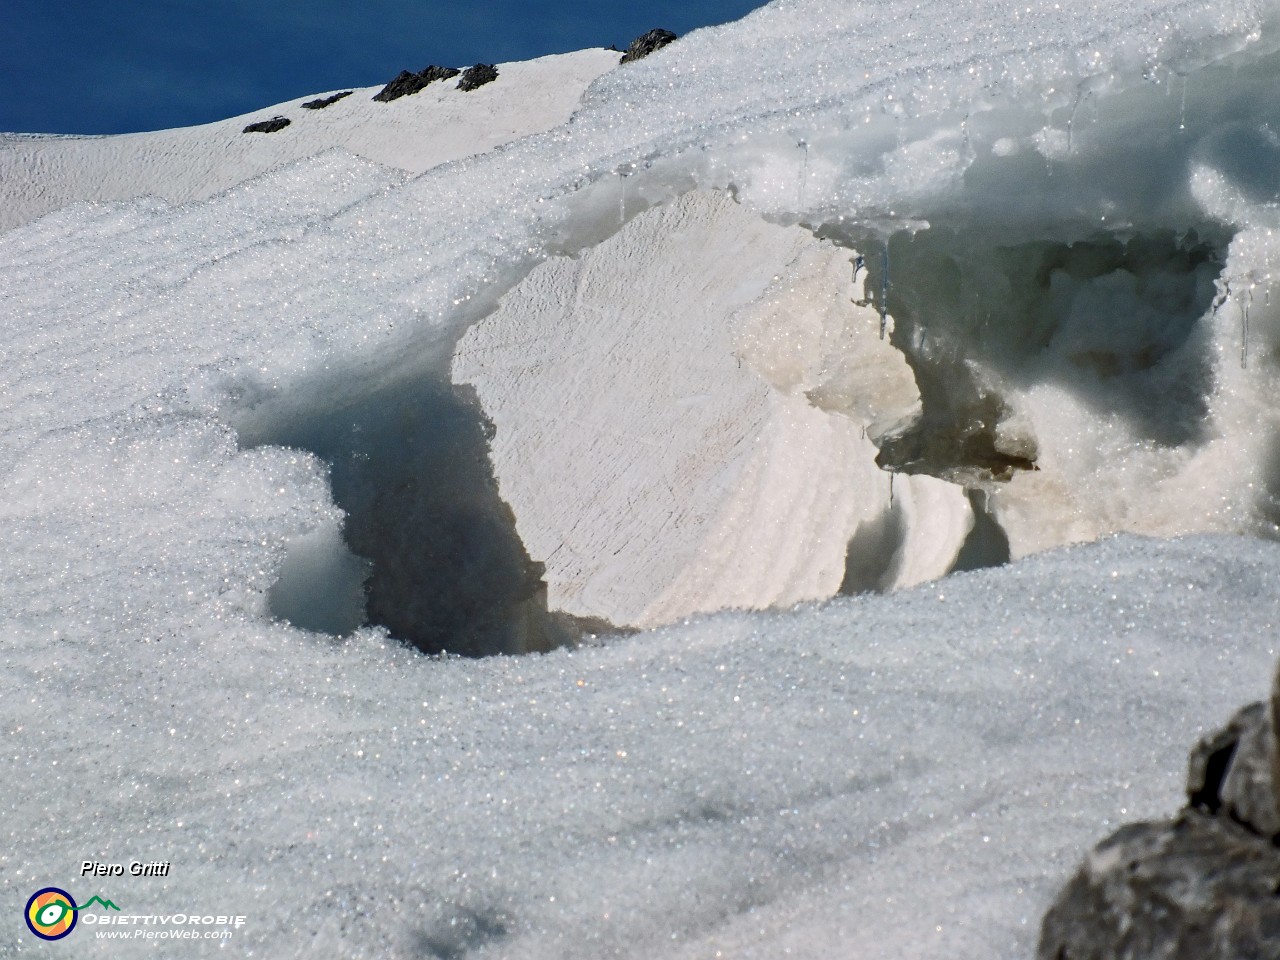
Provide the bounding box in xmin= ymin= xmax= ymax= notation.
xmin=5 ymin=0 xmax=1280 ymax=954
xmin=3 ymin=535 xmax=1277 ymax=958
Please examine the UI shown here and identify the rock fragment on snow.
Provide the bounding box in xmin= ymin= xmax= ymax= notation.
xmin=373 ymin=70 xmax=424 ymax=102
xmin=420 ymin=64 xmax=461 ymax=84
xmin=242 ymin=116 xmax=291 ymax=133
xmin=302 ymin=91 xmax=353 ymax=110
xmin=457 ymin=64 xmax=499 ymax=91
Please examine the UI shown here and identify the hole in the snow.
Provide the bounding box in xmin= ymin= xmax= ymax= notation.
xmin=839 ymin=499 xmax=906 ymax=595
xmin=240 ymin=367 xmax=591 ymax=657
xmin=267 ymin=524 xmax=369 ymax=635
xmin=412 ymin=905 xmax=511 ymax=960
xmin=1257 ymin=434 xmax=1280 ymax=539
xmin=948 ymin=489 xmax=1011 ymax=574
xmin=827 ymin=225 xmax=1229 ymax=483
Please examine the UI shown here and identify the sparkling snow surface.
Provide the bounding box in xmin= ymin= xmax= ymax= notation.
xmin=4 ymin=0 xmax=1280 ymax=955
xmin=3 ymin=536 xmax=1277 ymax=958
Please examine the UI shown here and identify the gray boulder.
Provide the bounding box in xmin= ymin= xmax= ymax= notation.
xmin=1039 ymin=812 xmax=1280 ymax=959
xmin=1038 ymin=698 xmax=1280 ymax=959
xmin=1187 ymin=700 xmax=1280 ymax=838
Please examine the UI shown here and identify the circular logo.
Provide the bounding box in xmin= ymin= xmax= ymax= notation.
xmin=25 ymin=888 xmax=77 ymax=940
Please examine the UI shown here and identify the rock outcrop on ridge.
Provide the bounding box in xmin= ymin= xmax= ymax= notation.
xmin=301 ymin=91 xmax=353 ymax=110
xmin=1038 ymin=673 xmax=1280 ymax=959
xmin=242 ymin=116 xmax=291 ymax=133
xmin=457 ymin=64 xmax=499 ymax=91
xmin=373 ymin=65 xmax=460 ymax=102
xmin=619 ymin=28 xmax=679 ymax=64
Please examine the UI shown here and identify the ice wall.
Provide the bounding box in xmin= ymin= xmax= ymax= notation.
xmin=454 ymin=191 xmax=969 ymax=628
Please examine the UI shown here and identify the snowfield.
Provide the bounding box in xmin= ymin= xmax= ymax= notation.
xmin=0 ymin=49 xmax=620 ymax=234
xmin=4 ymin=0 xmax=1280 ymax=956
xmin=4 ymin=533 xmax=1278 ymax=959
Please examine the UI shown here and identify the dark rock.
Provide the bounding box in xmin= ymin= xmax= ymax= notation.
xmin=301 ymin=91 xmax=353 ymax=110
xmin=243 ymin=116 xmax=291 ymax=134
xmin=373 ymin=70 xmax=427 ymax=103
xmin=1038 ymin=812 xmax=1280 ymax=960
xmin=619 ymin=29 xmax=678 ymax=64
xmin=1272 ymin=663 xmax=1280 ymax=820
xmin=420 ymin=65 xmax=460 ymax=84
xmin=457 ymin=64 xmax=499 ymax=92
xmin=1187 ymin=701 xmax=1279 ymax=838
xmin=1038 ymin=699 xmax=1280 ymax=959
xmin=373 ymin=66 xmax=459 ymax=103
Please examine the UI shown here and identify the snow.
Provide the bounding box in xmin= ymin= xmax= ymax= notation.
xmin=0 ymin=49 xmax=620 ymax=233
xmin=453 ymin=190 xmax=969 ymax=627
xmin=4 ymin=531 xmax=1279 ymax=958
xmin=4 ymin=533 xmax=1279 ymax=959
xmin=4 ymin=0 xmax=1280 ymax=956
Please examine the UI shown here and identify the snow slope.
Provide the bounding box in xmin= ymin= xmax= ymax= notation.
xmin=0 ymin=49 xmax=619 ymax=233
xmin=4 ymin=0 xmax=1280 ymax=956
xmin=2 ymin=533 xmax=1276 ymax=959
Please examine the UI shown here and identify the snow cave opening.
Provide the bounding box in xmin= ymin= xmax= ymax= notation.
xmin=848 ymin=225 xmax=1230 ymax=483
xmin=242 ymin=369 xmax=588 ymax=657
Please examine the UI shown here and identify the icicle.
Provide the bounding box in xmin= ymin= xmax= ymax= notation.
xmin=1067 ymin=94 xmax=1082 ymax=154
xmin=618 ymin=170 xmax=627 ymax=229
xmin=1242 ymin=288 xmax=1252 ymax=369
xmin=1179 ymin=75 xmax=1187 ymax=131
xmin=797 ymin=139 xmax=809 ymax=211
xmin=880 ymin=244 xmax=890 ymax=340
xmin=889 ymin=471 xmax=895 ymax=505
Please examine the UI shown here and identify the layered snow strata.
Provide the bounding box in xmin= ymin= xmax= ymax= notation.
xmin=454 ymin=190 xmax=970 ymax=627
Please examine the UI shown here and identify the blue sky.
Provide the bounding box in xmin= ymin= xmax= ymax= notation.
xmin=1 ymin=1 xmax=766 ymax=135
